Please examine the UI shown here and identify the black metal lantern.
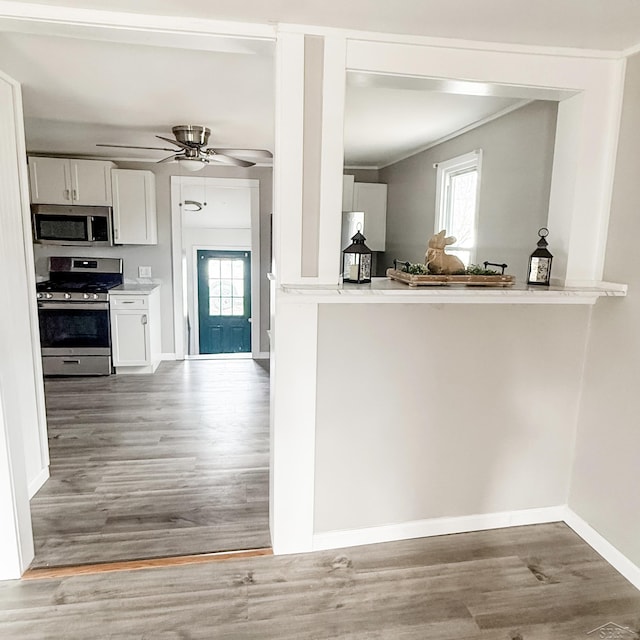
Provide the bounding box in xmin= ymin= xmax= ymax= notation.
xmin=527 ymin=227 xmax=553 ymax=286
xmin=342 ymin=229 xmax=372 ymax=283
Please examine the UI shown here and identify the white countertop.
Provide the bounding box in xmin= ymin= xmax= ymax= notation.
xmin=111 ymin=283 xmax=160 ymax=294
xmin=277 ymin=277 xmax=627 ymax=305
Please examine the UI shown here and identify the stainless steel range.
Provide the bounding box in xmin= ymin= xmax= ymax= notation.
xmin=37 ymin=257 xmax=123 ymax=376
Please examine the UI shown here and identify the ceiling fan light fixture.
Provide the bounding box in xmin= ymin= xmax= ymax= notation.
xmin=178 ymin=157 xmax=208 ymax=172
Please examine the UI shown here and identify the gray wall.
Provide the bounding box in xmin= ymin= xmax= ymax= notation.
xmin=314 ymin=303 xmax=590 ymax=533
xmin=379 ymin=101 xmax=557 ymax=282
xmin=33 ymin=162 xmax=273 ymax=355
xmin=344 ymin=169 xmax=380 ymax=183
xmin=569 ymin=52 xmax=640 ymax=566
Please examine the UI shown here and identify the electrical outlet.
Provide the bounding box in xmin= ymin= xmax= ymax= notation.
xmin=138 ymin=266 xmax=152 ymax=279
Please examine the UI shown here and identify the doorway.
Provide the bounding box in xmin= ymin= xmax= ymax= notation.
xmin=172 ymin=176 xmax=262 ymax=359
xmin=197 ymin=249 xmax=252 ymax=354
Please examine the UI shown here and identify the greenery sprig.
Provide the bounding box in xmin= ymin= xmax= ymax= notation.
xmin=401 ymin=262 xmax=500 ymax=276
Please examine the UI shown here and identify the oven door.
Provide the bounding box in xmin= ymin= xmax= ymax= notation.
xmin=38 ymin=302 xmax=111 ymax=356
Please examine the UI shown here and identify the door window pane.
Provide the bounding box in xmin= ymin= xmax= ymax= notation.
xmin=209 ymin=297 xmax=221 ymax=315
xmin=232 ymin=298 xmax=244 ymax=316
xmin=232 ymin=280 xmax=244 ymax=297
xmin=232 ymin=260 xmax=244 ymax=279
xmin=208 ymin=259 xmax=220 ymax=279
xmin=220 ymin=279 xmax=233 ymax=297
xmin=221 ymin=297 xmax=233 ymax=316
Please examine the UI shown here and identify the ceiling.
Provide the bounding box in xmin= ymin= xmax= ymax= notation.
xmin=6 ymin=0 xmax=640 ymax=51
xmin=0 ymin=1 xmax=637 ymax=168
xmin=0 ymin=31 xmax=276 ymax=160
xmin=0 ymin=30 xmax=543 ymax=168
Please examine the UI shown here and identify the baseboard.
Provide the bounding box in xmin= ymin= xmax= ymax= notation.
xmin=114 ymin=360 xmax=160 ymax=375
xmin=564 ymin=507 xmax=640 ymax=592
xmin=312 ymin=505 xmax=566 ymax=551
xmin=160 ymin=353 xmax=177 ymax=361
xmin=27 ymin=466 xmax=49 ymax=499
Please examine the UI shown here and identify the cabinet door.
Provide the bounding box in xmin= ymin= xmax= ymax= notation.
xmin=353 ymin=183 xmax=388 ymax=251
xmin=112 ymin=169 xmax=157 ymax=244
xmin=28 ymin=157 xmax=71 ymax=204
xmin=70 ymin=160 xmax=113 ymax=206
xmin=111 ymin=310 xmax=149 ymax=366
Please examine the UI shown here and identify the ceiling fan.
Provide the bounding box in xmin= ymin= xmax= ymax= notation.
xmin=97 ymin=125 xmax=272 ymax=171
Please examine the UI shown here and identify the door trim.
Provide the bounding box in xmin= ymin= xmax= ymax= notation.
xmin=171 ymin=177 xmax=261 ymax=360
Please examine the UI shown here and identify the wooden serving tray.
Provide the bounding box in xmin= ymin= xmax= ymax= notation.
xmin=386 ymin=268 xmax=516 ymax=287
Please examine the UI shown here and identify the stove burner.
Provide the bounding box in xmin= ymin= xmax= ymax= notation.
xmin=36 ymin=281 xmax=116 ymax=293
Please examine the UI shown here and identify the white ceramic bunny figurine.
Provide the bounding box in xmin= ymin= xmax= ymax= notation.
xmin=425 ymin=230 xmax=465 ymax=275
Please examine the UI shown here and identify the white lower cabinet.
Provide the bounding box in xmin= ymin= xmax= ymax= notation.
xmin=110 ymin=287 xmax=161 ymax=374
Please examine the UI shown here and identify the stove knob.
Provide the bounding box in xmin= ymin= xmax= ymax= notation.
xmin=45 ymin=292 xmax=53 ymax=300
xmin=92 ymin=293 xmax=99 ymax=300
xmin=83 ymin=293 xmax=90 ymax=300
xmin=36 ymin=292 xmax=43 ymax=299
xmin=64 ymin=293 xmax=71 ymax=300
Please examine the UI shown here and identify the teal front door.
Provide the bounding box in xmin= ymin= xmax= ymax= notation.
xmin=197 ymin=250 xmax=251 ymax=354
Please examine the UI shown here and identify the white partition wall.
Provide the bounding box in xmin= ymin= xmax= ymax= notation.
xmin=268 ymin=30 xmax=627 ymax=554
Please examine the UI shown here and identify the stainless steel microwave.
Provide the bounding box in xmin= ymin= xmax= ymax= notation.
xmin=32 ymin=204 xmax=113 ymax=246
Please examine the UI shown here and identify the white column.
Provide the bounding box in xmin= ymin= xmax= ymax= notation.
xmin=273 ymin=30 xmax=305 ymax=285
xmin=269 ymin=30 xmax=348 ymax=552
xmin=269 ymin=297 xmax=318 ymax=553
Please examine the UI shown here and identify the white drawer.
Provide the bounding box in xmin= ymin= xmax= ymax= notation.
xmin=110 ymin=295 xmax=148 ymax=310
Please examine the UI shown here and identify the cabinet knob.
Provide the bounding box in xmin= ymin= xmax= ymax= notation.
xmin=141 ymin=314 xmax=148 ymax=325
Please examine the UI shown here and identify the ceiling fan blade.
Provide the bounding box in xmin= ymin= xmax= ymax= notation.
xmin=209 ymin=148 xmax=273 ymax=160
xmin=96 ymin=143 xmax=178 ymax=152
xmin=157 ymin=154 xmax=181 ymax=164
xmin=208 ymin=153 xmax=254 ymax=168
xmin=156 ymin=135 xmax=191 ymax=151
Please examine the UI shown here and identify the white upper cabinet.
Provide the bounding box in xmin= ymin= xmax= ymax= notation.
xmin=352 ymin=182 xmax=388 ymax=251
xmin=111 ymin=169 xmax=157 ymax=245
xmin=28 ymin=157 xmax=114 ymax=206
xmin=70 ymin=159 xmax=113 ymax=206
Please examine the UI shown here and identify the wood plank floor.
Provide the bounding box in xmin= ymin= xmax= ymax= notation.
xmin=29 ymin=359 xmax=271 ymax=569
xmin=1 ymin=523 xmax=639 ymax=639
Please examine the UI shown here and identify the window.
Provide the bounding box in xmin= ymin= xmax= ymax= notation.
xmin=207 ymin=258 xmax=246 ymax=317
xmin=434 ymin=150 xmax=482 ymax=266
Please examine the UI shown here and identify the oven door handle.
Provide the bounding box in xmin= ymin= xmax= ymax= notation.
xmin=38 ymin=302 xmax=109 ymax=311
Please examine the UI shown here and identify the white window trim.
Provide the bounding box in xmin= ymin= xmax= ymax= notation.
xmin=434 ymin=150 xmax=483 ymax=265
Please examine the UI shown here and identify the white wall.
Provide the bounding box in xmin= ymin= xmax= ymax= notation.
xmin=569 ymin=52 xmax=640 ymax=567
xmin=33 ymin=161 xmax=273 ymax=355
xmin=314 ymin=303 xmax=590 ymax=533
xmin=380 ymin=101 xmax=557 ymax=282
